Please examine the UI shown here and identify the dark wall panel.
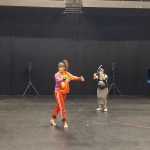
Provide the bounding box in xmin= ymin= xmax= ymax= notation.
xmin=137 ymin=41 xmax=150 ymax=95
xmin=11 ymin=37 xmax=31 ymax=95
xmin=81 ymin=41 xmax=102 ymax=95
xmin=30 ymin=38 xmax=80 ymax=95
xmin=0 ymin=11 xmax=150 ymax=95
xmin=11 ymin=16 xmax=81 ymax=95
xmin=81 ymin=16 xmax=138 ymax=95
xmin=81 ymin=40 xmax=138 ymax=95
xmin=137 ymin=20 xmax=150 ymax=95
xmin=0 ymin=23 xmax=11 ymax=95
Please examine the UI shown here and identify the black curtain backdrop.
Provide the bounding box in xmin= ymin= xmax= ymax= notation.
xmin=0 ymin=11 xmax=150 ymax=95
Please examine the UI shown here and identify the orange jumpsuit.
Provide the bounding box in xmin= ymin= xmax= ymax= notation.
xmin=52 ymin=71 xmax=81 ymax=122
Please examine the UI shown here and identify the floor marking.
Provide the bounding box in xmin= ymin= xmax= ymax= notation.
xmin=111 ymin=120 xmax=150 ymax=129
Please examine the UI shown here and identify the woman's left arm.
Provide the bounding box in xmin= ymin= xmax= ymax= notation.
xmin=67 ymin=72 xmax=84 ymax=81
xmin=102 ymin=74 xmax=108 ymax=80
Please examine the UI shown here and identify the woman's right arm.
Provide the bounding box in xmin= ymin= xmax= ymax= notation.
xmin=93 ymin=73 xmax=98 ymax=80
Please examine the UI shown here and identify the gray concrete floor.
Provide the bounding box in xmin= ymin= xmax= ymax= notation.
xmin=0 ymin=95 xmax=150 ymax=150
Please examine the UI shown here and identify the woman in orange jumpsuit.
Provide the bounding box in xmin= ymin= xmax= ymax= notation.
xmin=50 ymin=60 xmax=84 ymax=128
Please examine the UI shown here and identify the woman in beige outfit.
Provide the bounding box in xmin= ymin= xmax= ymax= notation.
xmin=93 ymin=68 xmax=108 ymax=112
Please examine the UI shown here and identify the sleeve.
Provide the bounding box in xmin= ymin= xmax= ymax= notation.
xmin=55 ymin=73 xmax=64 ymax=82
xmin=104 ymin=74 xmax=108 ymax=80
xmin=66 ymin=72 xmax=80 ymax=81
xmin=95 ymin=75 xmax=98 ymax=79
xmin=93 ymin=75 xmax=98 ymax=80
xmin=103 ymin=74 xmax=108 ymax=81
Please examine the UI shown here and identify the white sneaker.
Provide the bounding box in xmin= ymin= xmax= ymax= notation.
xmin=96 ymin=107 xmax=102 ymax=111
xmin=104 ymin=108 xmax=107 ymax=112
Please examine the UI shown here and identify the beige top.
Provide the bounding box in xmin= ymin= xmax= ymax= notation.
xmin=95 ymin=74 xmax=108 ymax=86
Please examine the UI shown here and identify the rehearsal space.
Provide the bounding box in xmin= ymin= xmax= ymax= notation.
xmin=0 ymin=95 xmax=150 ymax=150
xmin=1 ymin=1 xmax=150 ymax=150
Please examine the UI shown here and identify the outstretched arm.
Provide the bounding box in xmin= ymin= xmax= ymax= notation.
xmin=67 ymin=72 xmax=84 ymax=81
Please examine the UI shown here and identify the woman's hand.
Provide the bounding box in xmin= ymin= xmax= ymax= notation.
xmin=93 ymin=73 xmax=97 ymax=77
xmin=93 ymin=73 xmax=97 ymax=79
xmin=101 ymin=74 xmax=106 ymax=80
xmin=80 ymin=76 xmax=84 ymax=81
